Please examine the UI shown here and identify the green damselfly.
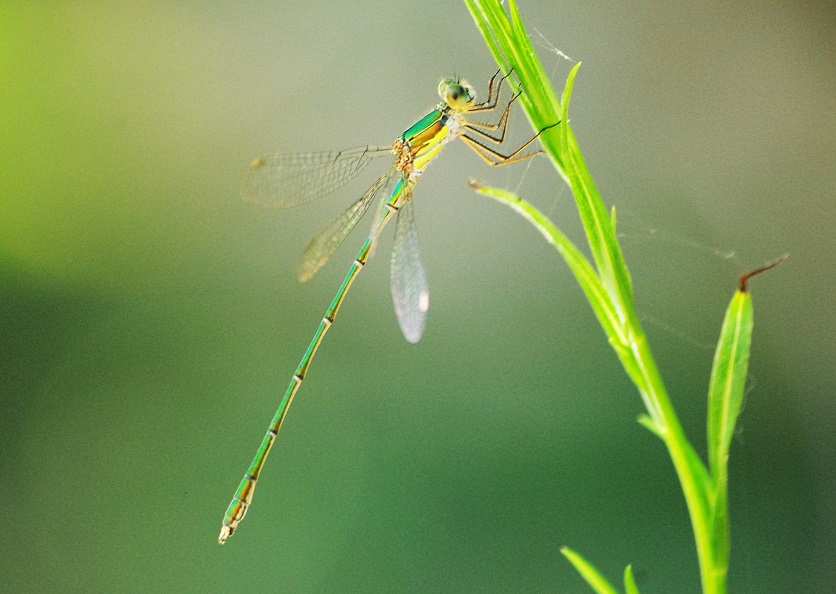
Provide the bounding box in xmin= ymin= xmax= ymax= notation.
xmin=221 ymin=71 xmax=555 ymax=543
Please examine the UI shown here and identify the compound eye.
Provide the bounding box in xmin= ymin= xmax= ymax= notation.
xmin=438 ymin=78 xmax=475 ymax=110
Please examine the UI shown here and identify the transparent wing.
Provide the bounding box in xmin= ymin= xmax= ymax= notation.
xmin=296 ymin=170 xmax=396 ymax=283
xmin=369 ymin=174 xmax=414 ymax=258
xmin=241 ymin=145 xmax=393 ymax=209
xmin=390 ymin=198 xmax=429 ymax=344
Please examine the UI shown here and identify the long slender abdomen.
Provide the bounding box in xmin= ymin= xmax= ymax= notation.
xmin=219 ymin=182 xmax=404 ymax=544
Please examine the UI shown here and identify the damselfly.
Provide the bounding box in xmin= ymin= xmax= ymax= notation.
xmin=220 ymin=71 xmax=556 ymax=543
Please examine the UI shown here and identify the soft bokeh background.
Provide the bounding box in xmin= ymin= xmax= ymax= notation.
xmin=2 ymin=1 xmax=834 ymax=591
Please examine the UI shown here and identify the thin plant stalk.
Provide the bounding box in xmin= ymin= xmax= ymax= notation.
xmin=462 ymin=1 xmax=751 ymax=592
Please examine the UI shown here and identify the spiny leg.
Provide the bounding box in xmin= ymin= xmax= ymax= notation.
xmin=468 ymin=68 xmax=515 ymax=113
xmin=460 ymin=121 xmax=560 ymax=167
xmin=461 ymin=89 xmax=524 ymax=144
xmin=462 ymin=94 xmax=515 ymax=135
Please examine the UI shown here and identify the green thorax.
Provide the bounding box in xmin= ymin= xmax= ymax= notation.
xmin=400 ymin=109 xmax=452 ymax=173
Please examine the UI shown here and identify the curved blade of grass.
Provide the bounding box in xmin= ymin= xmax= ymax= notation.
xmin=468 ymin=179 xmax=713 ymax=515
xmin=624 ymin=564 xmax=641 ymax=594
xmin=463 ymin=2 xmax=751 ymax=592
xmin=707 ymin=292 xmax=752 ymax=477
xmin=465 ymin=0 xmax=681 ymax=441
xmin=706 ymin=255 xmax=787 ymax=576
xmin=705 ymin=289 xmax=751 ymax=576
xmin=561 ymin=547 xmax=619 ymax=594
xmin=707 ymin=255 xmax=787 ymax=479
xmin=467 ymin=181 xmax=624 ymax=345
xmin=466 ymin=0 xmax=633 ymax=316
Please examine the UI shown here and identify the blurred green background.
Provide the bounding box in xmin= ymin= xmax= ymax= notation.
xmin=2 ymin=1 xmax=834 ymax=591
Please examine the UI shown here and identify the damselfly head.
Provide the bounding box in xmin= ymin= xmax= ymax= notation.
xmin=438 ymin=77 xmax=476 ymax=111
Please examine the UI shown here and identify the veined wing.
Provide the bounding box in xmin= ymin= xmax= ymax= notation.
xmin=241 ymin=145 xmax=393 ymax=209
xmin=296 ymin=170 xmax=397 ymax=283
xmin=368 ymin=175 xmax=409 ymax=260
xmin=390 ymin=198 xmax=429 ymax=344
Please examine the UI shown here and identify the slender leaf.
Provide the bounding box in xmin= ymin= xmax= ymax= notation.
xmin=706 ymin=290 xmax=753 ymax=478
xmin=463 ymin=3 xmax=785 ymax=593
xmin=561 ymin=547 xmax=619 ymax=594
xmin=624 ymin=564 xmax=640 ymax=594
xmin=705 ymin=255 xmax=785 ymax=577
xmin=468 ymin=182 xmax=624 ymax=344
xmin=637 ymin=413 xmax=663 ymax=439
xmin=705 ymin=289 xmax=752 ymax=576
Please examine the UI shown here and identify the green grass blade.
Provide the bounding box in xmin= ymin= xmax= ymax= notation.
xmin=465 ymin=1 xmax=634 ymax=321
xmin=637 ymin=413 xmax=663 ymax=438
xmin=706 ymin=290 xmax=753 ymax=478
xmin=709 ymin=471 xmax=730 ymax=585
xmin=462 ymin=3 xmax=784 ymax=592
xmin=708 ymin=289 xmax=752 ymax=463
xmin=704 ymin=288 xmax=752 ymax=581
xmin=561 ymin=547 xmax=619 ymax=594
xmin=468 ymin=181 xmax=625 ymax=344
xmin=476 ymin=1 xmax=635 ymax=322
xmin=624 ymin=564 xmax=640 ymax=594
xmin=705 ymin=255 xmax=786 ymax=577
